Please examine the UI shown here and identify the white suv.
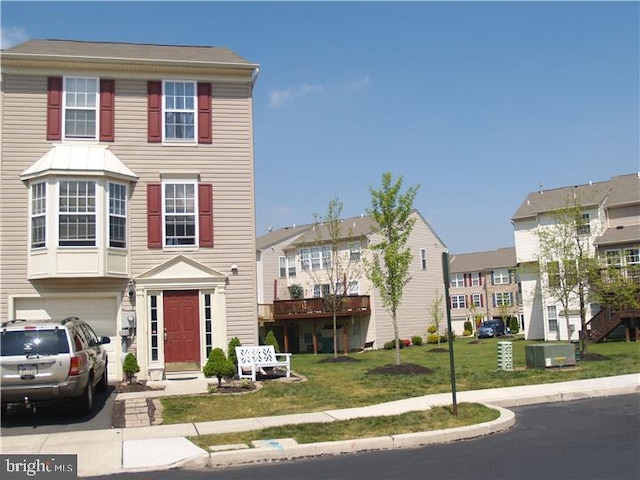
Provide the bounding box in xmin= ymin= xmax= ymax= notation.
xmin=0 ymin=316 xmax=110 ymax=416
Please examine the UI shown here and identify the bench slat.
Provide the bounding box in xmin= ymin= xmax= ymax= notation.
xmin=235 ymin=345 xmax=291 ymax=381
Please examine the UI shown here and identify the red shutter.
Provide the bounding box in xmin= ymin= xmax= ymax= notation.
xmin=197 ymin=82 xmax=212 ymax=144
xmin=198 ymin=183 xmax=214 ymax=247
xmin=100 ymin=79 xmax=115 ymax=142
xmin=479 ymin=273 xmax=483 ymax=286
xmin=147 ymin=81 xmax=162 ymax=142
xmin=480 ymin=295 xmax=484 ymax=307
xmin=47 ymin=77 xmax=63 ymax=140
xmin=147 ymin=184 xmax=162 ymax=248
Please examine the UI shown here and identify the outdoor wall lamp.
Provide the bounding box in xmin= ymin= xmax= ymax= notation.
xmin=231 ymin=264 xmax=239 ymax=275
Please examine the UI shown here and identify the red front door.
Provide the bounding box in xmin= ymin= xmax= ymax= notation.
xmin=163 ymin=290 xmax=200 ymax=369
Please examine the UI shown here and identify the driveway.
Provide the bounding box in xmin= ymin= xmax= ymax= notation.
xmin=0 ymin=384 xmax=117 ymax=436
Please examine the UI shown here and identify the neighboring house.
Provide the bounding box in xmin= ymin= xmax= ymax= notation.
xmin=512 ymin=173 xmax=640 ymax=341
xmin=448 ymin=248 xmax=521 ymax=333
xmin=0 ymin=39 xmax=260 ymax=381
xmin=256 ymin=211 xmax=447 ymax=352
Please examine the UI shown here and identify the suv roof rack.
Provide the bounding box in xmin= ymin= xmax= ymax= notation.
xmin=61 ymin=316 xmax=80 ymax=325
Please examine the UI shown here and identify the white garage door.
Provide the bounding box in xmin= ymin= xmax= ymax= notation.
xmin=14 ymin=297 xmax=118 ymax=337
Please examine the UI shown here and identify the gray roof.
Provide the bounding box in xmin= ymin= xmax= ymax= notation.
xmin=512 ymin=173 xmax=639 ymax=220
xmin=2 ymin=39 xmax=256 ymax=68
xmin=292 ymin=215 xmax=379 ymax=246
xmin=594 ymin=225 xmax=640 ymax=247
xmin=256 ymin=223 xmax=314 ymax=251
xmin=449 ymin=247 xmax=516 ymax=273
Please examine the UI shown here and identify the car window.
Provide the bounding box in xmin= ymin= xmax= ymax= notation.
xmin=80 ymin=323 xmax=99 ymax=346
xmin=0 ymin=329 xmax=69 ymax=356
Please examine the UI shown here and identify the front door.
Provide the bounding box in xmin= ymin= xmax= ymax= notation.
xmin=163 ymin=290 xmax=201 ymax=372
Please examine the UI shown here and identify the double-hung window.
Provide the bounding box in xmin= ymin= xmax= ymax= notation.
xmin=471 ymin=272 xmax=480 ymax=286
xmin=547 ymin=306 xmax=558 ymax=332
xmin=109 ymin=183 xmax=127 ymax=248
xmin=164 ymin=81 xmax=196 ymax=141
xmin=492 ymin=269 xmax=510 ymax=285
xmin=350 ymin=242 xmax=362 ymax=262
xmin=625 ymin=248 xmax=639 ymax=265
xmin=164 ymin=182 xmax=197 ymax=246
xmin=31 ymin=183 xmax=47 ymax=249
xmin=64 ymin=77 xmax=98 ymax=139
xmin=451 ymin=295 xmax=466 ymax=309
xmin=58 ymin=180 xmax=96 ymax=247
xmin=420 ymin=249 xmax=427 ymax=270
xmin=450 ymin=273 xmax=464 ymax=288
xmin=494 ymin=292 xmax=512 ymax=307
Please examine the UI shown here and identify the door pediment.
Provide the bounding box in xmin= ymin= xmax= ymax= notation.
xmin=135 ymin=255 xmax=226 ymax=288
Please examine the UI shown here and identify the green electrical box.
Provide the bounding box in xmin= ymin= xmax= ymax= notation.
xmin=525 ymin=344 xmax=576 ymax=369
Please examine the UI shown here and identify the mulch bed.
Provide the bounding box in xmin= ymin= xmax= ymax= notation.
xmin=581 ymin=352 xmax=608 ymax=361
xmin=319 ymin=355 xmax=360 ymax=364
xmin=367 ymin=363 xmax=434 ymax=376
xmin=428 ymin=347 xmax=449 ymax=353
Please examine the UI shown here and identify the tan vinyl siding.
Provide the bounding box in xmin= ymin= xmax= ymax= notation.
xmin=608 ymin=205 xmax=640 ymax=228
xmin=0 ymin=70 xmax=257 ymax=343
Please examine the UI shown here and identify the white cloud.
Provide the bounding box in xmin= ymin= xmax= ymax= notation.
xmin=345 ymin=75 xmax=371 ymax=91
xmin=1 ymin=27 xmax=29 ymax=50
xmin=269 ymin=83 xmax=324 ymax=108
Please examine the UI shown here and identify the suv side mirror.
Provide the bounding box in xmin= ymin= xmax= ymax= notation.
xmin=100 ymin=336 xmax=111 ymax=345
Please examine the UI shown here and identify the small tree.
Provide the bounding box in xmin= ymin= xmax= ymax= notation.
xmin=203 ymin=348 xmax=235 ymax=387
xmin=288 ymin=284 xmax=304 ymax=299
xmin=428 ymin=292 xmax=444 ymax=346
xmin=227 ymin=337 xmax=241 ymax=369
xmin=264 ymin=330 xmax=280 ymax=352
xmin=122 ymin=353 xmax=140 ymax=383
xmin=364 ymin=172 xmax=420 ymax=366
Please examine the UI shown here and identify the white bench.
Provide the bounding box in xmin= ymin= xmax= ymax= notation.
xmin=235 ymin=345 xmax=292 ymax=381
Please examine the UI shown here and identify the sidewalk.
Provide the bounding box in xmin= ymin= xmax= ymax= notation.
xmin=1 ymin=373 xmax=638 ymax=478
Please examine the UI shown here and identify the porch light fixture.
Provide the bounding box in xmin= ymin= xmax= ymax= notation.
xmin=231 ymin=264 xmax=239 ymax=275
xmin=127 ymin=279 xmax=136 ymax=298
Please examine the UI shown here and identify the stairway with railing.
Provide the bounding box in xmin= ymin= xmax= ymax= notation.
xmin=586 ymin=307 xmax=640 ymax=343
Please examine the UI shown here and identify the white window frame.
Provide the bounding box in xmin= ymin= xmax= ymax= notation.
xmin=63 ymin=76 xmax=99 ymax=140
xmin=605 ymin=249 xmax=623 ymax=267
xmin=279 ymin=256 xmax=287 ymax=278
xmin=350 ymin=242 xmax=362 ymax=262
xmin=450 ymin=273 xmax=464 ymax=288
xmin=493 ymin=269 xmax=510 ymax=285
xmin=163 ymin=80 xmax=197 ymax=142
xmin=577 ymin=213 xmax=591 ymax=236
xmin=547 ymin=305 xmax=558 ymax=332
xmin=472 ymin=293 xmax=482 ymax=308
xmin=108 ymin=182 xmax=127 ymax=248
xmin=300 ymin=246 xmax=333 ymax=271
xmin=420 ymin=249 xmax=427 ymax=270
xmin=471 ymin=272 xmax=480 ymax=286
xmin=494 ymin=292 xmax=513 ymax=307
xmin=31 ymin=182 xmax=47 ymax=249
xmin=162 ymin=180 xmax=198 ymax=247
xmin=287 ymin=255 xmax=297 ymax=278
xmin=625 ymin=248 xmax=639 ymax=265
xmin=451 ymin=294 xmax=466 ymax=309
xmin=58 ymin=179 xmax=97 ymax=247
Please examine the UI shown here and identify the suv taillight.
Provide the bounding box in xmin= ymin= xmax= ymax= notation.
xmin=69 ymin=354 xmax=85 ymax=376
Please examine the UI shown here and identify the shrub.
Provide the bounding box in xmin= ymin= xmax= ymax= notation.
xmin=203 ymin=348 xmax=235 ymax=387
xmin=464 ymin=320 xmax=473 ymax=333
xmin=288 ymin=284 xmax=304 ymax=299
xmin=411 ymin=335 xmax=423 ymax=346
xmin=427 ymin=333 xmax=440 ymax=344
xmin=227 ymin=337 xmax=241 ymax=368
xmin=122 ymin=353 xmax=140 ymax=383
xmin=263 ymin=330 xmax=280 ymax=353
xmin=509 ymin=317 xmax=520 ymax=334
xmin=463 ymin=329 xmax=472 ymax=336
xmin=427 ymin=325 xmax=437 ymax=334
xmin=383 ymin=339 xmax=405 ymax=349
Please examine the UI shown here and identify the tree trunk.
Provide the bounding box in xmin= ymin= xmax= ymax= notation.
xmin=392 ymin=309 xmax=401 ymax=365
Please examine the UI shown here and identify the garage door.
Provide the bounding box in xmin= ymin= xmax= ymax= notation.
xmin=14 ymin=297 xmax=118 ymax=337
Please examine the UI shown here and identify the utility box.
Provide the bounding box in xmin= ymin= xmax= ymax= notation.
xmin=525 ymin=344 xmax=576 ymax=369
xmin=497 ymin=341 xmax=513 ymax=371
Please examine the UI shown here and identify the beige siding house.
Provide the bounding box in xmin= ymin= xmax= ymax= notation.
xmin=512 ymin=173 xmax=640 ymax=341
xmin=448 ymin=248 xmax=521 ymax=334
xmin=1 ymin=39 xmax=260 ymax=381
xmin=256 ymin=210 xmax=447 ymax=352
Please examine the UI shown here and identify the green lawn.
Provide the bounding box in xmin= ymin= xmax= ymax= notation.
xmin=162 ymin=337 xmax=639 ymax=425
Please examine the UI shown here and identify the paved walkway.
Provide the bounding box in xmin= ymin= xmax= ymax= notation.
xmin=1 ymin=373 xmax=638 ymax=478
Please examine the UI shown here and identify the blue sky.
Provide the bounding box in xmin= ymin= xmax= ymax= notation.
xmin=2 ymin=1 xmax=638 ymax=254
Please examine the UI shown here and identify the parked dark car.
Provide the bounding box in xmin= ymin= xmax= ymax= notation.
xmin=477 ymin=319 xmax=506 ymax=338
xmin=1 ymin=316 xmax=110 ymax=415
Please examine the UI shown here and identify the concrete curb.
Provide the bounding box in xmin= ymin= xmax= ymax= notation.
xmin=178 ymin=403 xmax=515 ymax=470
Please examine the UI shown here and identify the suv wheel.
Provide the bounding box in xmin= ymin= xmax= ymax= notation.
xmin=75 ymin=375 xmax=94 ymax=416
xmin=96 ymin=365 xmax=108 ymax=393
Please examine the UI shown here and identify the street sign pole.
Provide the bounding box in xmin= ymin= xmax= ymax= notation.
xmin=441 ymin=251 xmax=458 ymax=415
